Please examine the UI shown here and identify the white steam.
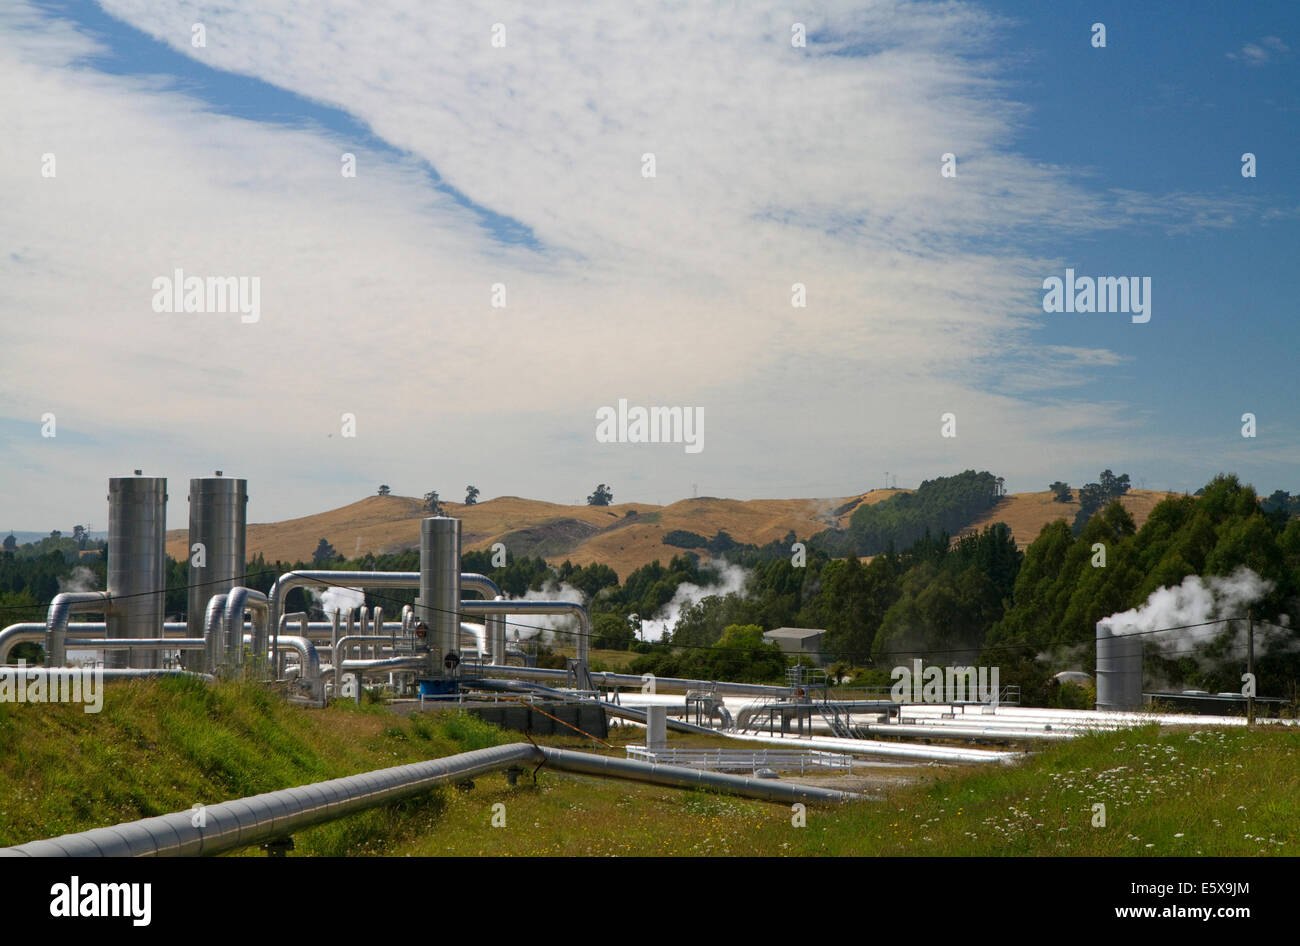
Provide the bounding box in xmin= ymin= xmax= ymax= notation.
xmin=310 ymin=585 xmax=366 ymax=617
xmin=503 ymin=580 xmax=586 ymax=644
xmin=57 ymin=566 xmax=99 ymax=594
xmin=640 ymin=563 xmax=751 ymax=643
xmin=1101 ymin=566 xmax=1288 ymax=659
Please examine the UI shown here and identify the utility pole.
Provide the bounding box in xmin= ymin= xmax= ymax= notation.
xmin=1247 ymin=609 xmax=1255 ymax=727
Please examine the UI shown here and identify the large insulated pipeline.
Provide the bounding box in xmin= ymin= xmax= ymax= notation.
xmin=0 ymin=743 xmax=541 ymax=857
xmin=0 ymin=742 xmax=855 ymax=856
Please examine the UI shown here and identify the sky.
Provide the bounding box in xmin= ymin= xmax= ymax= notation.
xmin=1 ymin=0 xmax=1297 ymax=531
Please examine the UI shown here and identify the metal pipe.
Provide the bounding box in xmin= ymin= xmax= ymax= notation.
xmin=5 ymin=623 xmax=195 ymax=664
xmin=461 ymin=600 xmax=592 ymax=664
xmin=338 ymin=656 xmax=427 ymax=673
xmin=278 ymin=613 xmax=309 ymax=678
xmin=472 ymin=677 xmax=723 ymax=736
xmin=537 ymin=746 xmax=858 ymax=804
xmin=488 ymin=597 xmax=506 ymax=662
xmin=0 ymin=743 xmax=543 ymax=857
xmin=240 ymin=633 xmax=322 ymax=703
xmin=222 ymin=588 xmax=267 ymax=671
xmin=0 ymin=742 xmax=855 ymax=856
xmin=45 ymin=592 xmax=113 ymax=667
xmin=64 ymin=638 xmax=204 ymax=650
xmin=265 ymin=571 xmax=503 ymax=661
xmin=204 ymin=594 xmax=228 ymax=672
xmin=476 ymin=662 xmax=786 ymax=696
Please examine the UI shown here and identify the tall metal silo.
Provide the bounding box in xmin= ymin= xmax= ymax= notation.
xmin=106 ymin=473 xmax=168 ymax=669
xmin=419 ymin=517 xmax=461 ymax=674
xmin=185 ymin=473 xmax=248 ymax=671
xmin=1095 ymin=621 xmax=1144 ymax=711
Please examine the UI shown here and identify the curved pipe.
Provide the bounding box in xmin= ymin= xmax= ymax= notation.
xmin=222 ymin=588 xmax=268 ymax=671
xmin=275 ymin=612 xmax=309 ymax=675
xmin=243 ymin=633 xmax=322 ymax=703
xmin=266 ymin=572 xmax=504 ymax=653
xmin=2 ymin=624 xmax=199 ymax=665
xmin=45 ymin=592 xmax=113 ymax=667
xmin=204 ymin=594 xmax=228 ymax=672
xmin=461 ymin=599 xmax=591 ymax=664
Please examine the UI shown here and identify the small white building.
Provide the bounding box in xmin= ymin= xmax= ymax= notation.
xmin=762 ymin=627 xmax=827 ymax=665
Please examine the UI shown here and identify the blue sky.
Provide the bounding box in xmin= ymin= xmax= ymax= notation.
xmin=1 ymin=0 xmax=1296 ymax=529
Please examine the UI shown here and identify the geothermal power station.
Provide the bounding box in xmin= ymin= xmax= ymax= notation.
xmin=0 ymin=471 xmax=1291 ymax=856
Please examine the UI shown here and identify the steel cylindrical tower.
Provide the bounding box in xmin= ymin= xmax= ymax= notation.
xmin=106 ymin=474 xmax=168 ymax=669
xmin=419 ymin=518 xmax=461 ymax=673
xmin=186 ymin=474 xmax=247 ymax=671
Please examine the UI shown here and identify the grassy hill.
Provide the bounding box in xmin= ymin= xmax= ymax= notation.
xmin=961 ymin=489 xmax=1177 ymax=549
xmin=165 ymin=487 xmax=1176 ymax=576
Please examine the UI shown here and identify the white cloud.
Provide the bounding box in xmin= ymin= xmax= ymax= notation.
xmin=1227 ymin=36 xmax=1289 ymax=66
xmin=0 ymin=1 xmax=1288 ymax=529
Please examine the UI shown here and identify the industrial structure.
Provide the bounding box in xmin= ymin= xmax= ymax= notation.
xmin=1 ymin=472 xmax=1293 ymax=856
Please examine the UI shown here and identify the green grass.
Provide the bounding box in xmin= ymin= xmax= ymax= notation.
xmin=1 ymin=680 xmax=1295 ymax=856
xmin=0 ymin=677 xmax=505 ymax=855
xmin=383 ymin=724 xmax=1300 ymax=856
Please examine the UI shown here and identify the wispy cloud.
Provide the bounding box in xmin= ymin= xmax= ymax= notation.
xmin=0 ymin=1 xmax=1292 ymax=527
xmin=1227 ymin=35 xmax=1289 ymax=66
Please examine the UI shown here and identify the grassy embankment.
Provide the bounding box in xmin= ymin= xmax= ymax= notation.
xmin=1 ymin=679 xmax=1295 ymax=855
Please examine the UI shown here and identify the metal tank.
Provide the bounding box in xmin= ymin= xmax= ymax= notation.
xmin=1095 ymin=621 xmax=1143 ymax=711
xmin=106 ymin=474 xmax=168 ymax=669
xmin=185 ymin=473 xmax=247 ymax=671
xmin=418 ymin=517 xmax=461 ymax=674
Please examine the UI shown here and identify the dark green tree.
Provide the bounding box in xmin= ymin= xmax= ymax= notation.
xmin=312 ymin=538 xmax=339 ymax=565
xmin=587 ymin=484 xmax=613 ymax=506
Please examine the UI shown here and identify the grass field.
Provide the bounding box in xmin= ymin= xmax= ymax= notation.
xmin=1 ymin=680 xmax=1294 ymax=856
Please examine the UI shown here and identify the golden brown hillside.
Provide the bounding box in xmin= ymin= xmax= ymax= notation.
xmin=961 ymin=489 xmax=1178 ymax=549
xmin=164 ymin=487 xmax=1178 ymax=577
